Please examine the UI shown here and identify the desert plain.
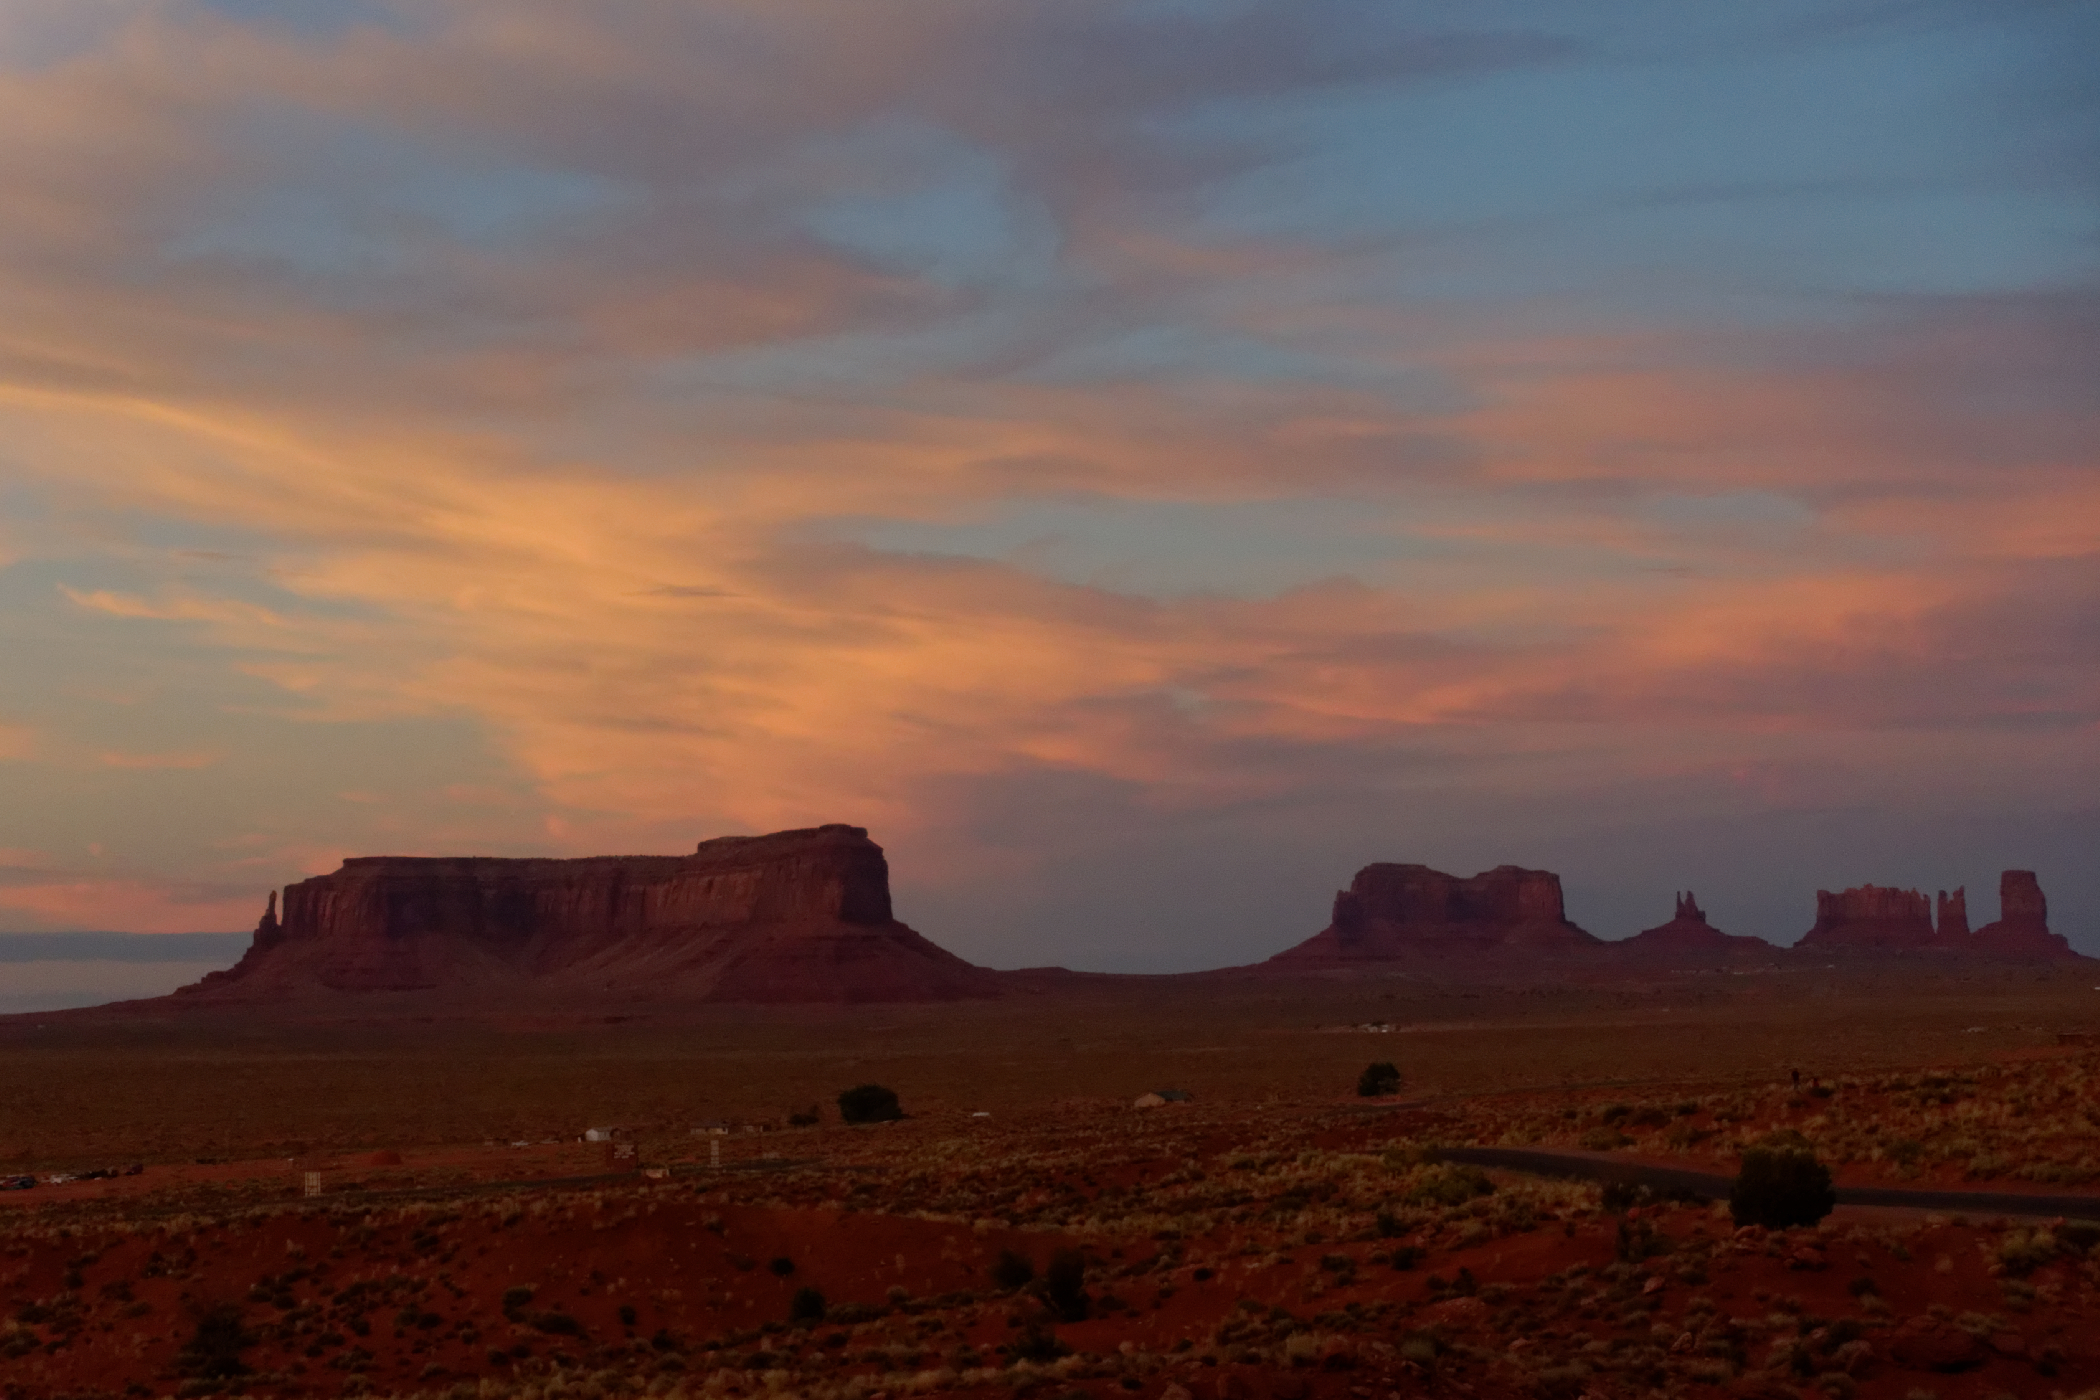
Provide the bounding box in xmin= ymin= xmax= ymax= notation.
xmin=5 ymin=966 xmax=2100 ymax=1400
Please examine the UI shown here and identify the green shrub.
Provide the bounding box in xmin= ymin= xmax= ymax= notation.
xmin=1405 ymin=1163 xmax=1494 ymax=1207
xmin=1357 ymin=1062 xmax=1402 ymax=1097
xmin=1997 ymin=1228 xmax=2059 ymax=1277
xmin=768 ymin=1256 xmax=796 ymax=1277
xmin=1729 ymin=1143 xmax=1835 ymax=1229
xmin=991 ymin=1249 xmax=1034 ymax=1289
xmin=788 ymin=1287 xmax=826 ymax=1324
xmin=837 ymin=1083 xmax=904 ymax=1124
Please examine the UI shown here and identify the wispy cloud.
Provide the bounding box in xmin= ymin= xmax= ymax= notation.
xmin=0 ymin=1 xmax=2093 ymax=952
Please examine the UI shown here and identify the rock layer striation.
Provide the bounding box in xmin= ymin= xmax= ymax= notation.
xmin=182 ymin=825 xmax=996 ymax=1004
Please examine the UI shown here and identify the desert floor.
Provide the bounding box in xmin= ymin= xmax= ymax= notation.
xmin=2 ymin=966 xmax=2098 ymax=1400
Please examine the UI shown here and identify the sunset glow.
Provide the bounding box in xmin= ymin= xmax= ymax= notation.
xmin=1 ymin=0 xmax=2094 ymax=978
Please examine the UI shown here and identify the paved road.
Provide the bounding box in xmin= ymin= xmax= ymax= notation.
xmin=1440 ymin=1146 xmax=2100 ymax=1221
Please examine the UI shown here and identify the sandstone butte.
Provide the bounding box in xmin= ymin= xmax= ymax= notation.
xmin=1605 ymin=890 xmax=1781 ymax=964
xmin=1264 ymin=862 xmax=1601 ymax=966
xmin=1796 ymin=869 xmax=2077 ymax=961
xmin=177 ymin=824 xmax=1000 ymax=1005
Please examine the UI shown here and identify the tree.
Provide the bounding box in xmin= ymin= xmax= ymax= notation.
xmin=1730 ymin=1142 xmax=1836 ymax=1229
xmin=837 ymin=1083 xmax=904 ymax=1124
xmin=788 ymin=1287 xmax=826 ymax=1324
xmin=1357 ymin=1061 xmax=1402 ymax=1097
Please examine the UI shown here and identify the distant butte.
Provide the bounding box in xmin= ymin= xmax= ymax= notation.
xmin=1266 ymin=862 xmax=1600 ymax=967
xmin=1608 ymin=891 xmax=1779 ymax=964
xmin=1798 ymin=883 xmax=1938 ymax=951
xmin=1971 ymin=870 xmax=2076 ymax=960
xmin=177 ymin=824 xmax=999 ymax=1005
xmin=1797 ymin=870 xmax=2077 ymax=961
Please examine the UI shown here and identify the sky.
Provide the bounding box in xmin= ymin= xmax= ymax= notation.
xmin=0 ymin=0 xmax=2095 ymax=1000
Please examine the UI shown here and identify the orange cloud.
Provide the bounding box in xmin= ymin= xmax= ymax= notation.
xmin=0 ymin=877 xmax=256 ymax=934
xmin=0 ymin=2 xmax=2093 ymax=941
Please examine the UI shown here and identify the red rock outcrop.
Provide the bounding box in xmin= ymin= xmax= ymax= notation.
xmin=1610 ymin=891 xmax=1778 ymax=963
xmin=1935 ymin=887 xmax=1969 ymax=940
xmin=1267 ymin=863 xmax=1599 ymax=966
xmin=180 ymin=825 xmax=998 ymax=1004
xmin=1797 ymin=884 xmax=1936 ymax=951
xmin=1796 ymin=872 xmax=2078 ymax=960
xmin=1971 ymin=870 xmax=2076 ymax=959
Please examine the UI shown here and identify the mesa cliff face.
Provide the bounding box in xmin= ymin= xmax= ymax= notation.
xmin=181 ymin=825 xmax=997 ymax=1004
xmin=1267 ymin=863 xmax=1599 ymax=965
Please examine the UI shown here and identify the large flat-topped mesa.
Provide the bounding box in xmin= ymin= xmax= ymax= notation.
xmin=1798 ymin=884 xmax=1935 ymax=951
xmin=1268 ymin=862 xmax=1599 ymax=966
xmin=182 ymin=824 xmax=998 ymax=1004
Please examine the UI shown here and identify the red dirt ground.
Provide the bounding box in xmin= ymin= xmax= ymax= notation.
xmin=5 ymin=1090 xmax=2099 ymax=1400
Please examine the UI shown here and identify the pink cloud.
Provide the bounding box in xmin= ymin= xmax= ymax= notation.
xmin=0 ymin=876 xmax=255 ymax=934
xmin=0 ymin=3 xmax=2092 ymax=944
